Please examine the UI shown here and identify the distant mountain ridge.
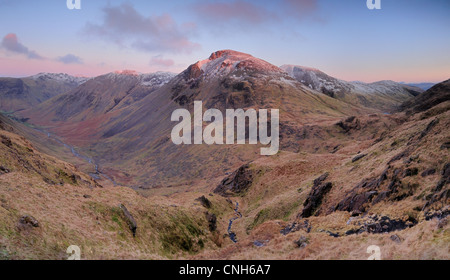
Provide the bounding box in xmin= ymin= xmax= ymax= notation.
xmin=0 ymin=73 xmax=89 ymax=113
xmin=401 ymin=82 xmax=436 ymax=91
xmin=19 ymin=50 xmax=365 ymax=186
xmin=401 ymin=79 xmax=450 ymax=114
xmin=21 ymin=71 xmax=176 ymax=131
xmin=281 ymin=65 xmax=424 ymax=112
xmin=8 ymin=50 xmax=441 ymax=186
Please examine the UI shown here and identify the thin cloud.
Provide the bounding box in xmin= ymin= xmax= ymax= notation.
xmin=150 ymin=55 xmax=174 ymax=68
xmin=57 ymin=54 xmax=83 ymax=64
xmin=84 ymin=3 xmax=200 ymax=54
xmin=284 ymin=0 xmax=319 ymax=16
xmin=193 ymin=0 xmax=320 ymax=26
xmin=194 ymin=0 xmax=276 ymax=24
xmin=1 ymin=33 xmax=43 ymax=59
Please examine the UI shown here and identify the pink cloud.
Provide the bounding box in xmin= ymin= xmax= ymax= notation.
xmin=1 ymin=33 xmax=43 ymax=59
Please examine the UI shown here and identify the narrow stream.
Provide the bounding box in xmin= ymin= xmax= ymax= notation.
xmin=227 ymin=202 xmax=242 ymax=243
xmin=33 ymin=128 xmax=118 ymax=186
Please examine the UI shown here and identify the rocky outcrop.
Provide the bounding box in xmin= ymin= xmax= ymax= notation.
xmin=388 ymin=148 xmax=412 ymax=164
xmin=441 ymin=142 xmax=450 ymax=150
xmin=403 ymin=168 xmax=419 ymax=178
xmin=183 ymin=63 xmax=203 ymax=81
xmin=0 ymin=166 xmax=10 ymax=175
xmin=1 ymin=135 xmax=12 ymax=147
xmin=436 ymin=163 xmax=450 ymax=192
xmin=421 ymin=168 xmax=436 ymax=177
xmin=334 ymin=169 xmax=389 ymax=213
xmin=206 ymin=212 xmax=217 ymax=232
xmin=419 ymin=118 xmax=439 ymax=140
xmin=214 ymin=164 xmax=255 ymax=197
xmin=281 ymin=220 xmax=311 ymax=235
xmin=425 ymin=207 xmax=450 ymax=221
xmin=334 ymin=165 xmax=423 ymax=214
xmin=119 ymin=204 xmax=137 ymax=237
xmin=346 ymin=215 xmax=417 ymax=235
xmin=336 ymin=116 xmax=360 ymax=133
xmin=196 ymin=196 xmax=212 ymax=209
xmin=423 ymin=163 xmax=450 ymax=210
xmin=335 ymin=191 xmax=378 ymax=214
xmin=352 ymin=153 xmax=367 ymax=163
xmin=301 ymin=173 xmax=332 ymax=218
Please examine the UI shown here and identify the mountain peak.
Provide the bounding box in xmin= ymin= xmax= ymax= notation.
xmin=184 ymin=50 xmax=283 ymax=80
xmin=208 ymin=50 xmax=253 ymax=60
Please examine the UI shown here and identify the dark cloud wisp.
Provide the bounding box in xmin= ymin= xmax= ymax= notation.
xmin=84 ymin=3 xmax=200 ymax=54
xmin=57 ymin=54 xmax=83 ymax=64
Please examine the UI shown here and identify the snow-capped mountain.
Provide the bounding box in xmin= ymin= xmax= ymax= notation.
xmin=186 ymin=50 xmax=285 ymax=80
xmin=20 ymin=70 xmax=177 ymax=124
xmin=281 ymin=65 xmax=424 ymax=111
xmin=30 ymin=72 xmax=90 ymax=86
xmin=0 ymin=73 xmax=90 ymax=113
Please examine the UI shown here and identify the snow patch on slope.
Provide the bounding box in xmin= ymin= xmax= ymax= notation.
xmin=105 ymin=71 xmax=176 ymax=87
xmin=190 ymin=50 xmax=284 ymax=80
xmin=30 ymin=73 xmax=90 ymax=85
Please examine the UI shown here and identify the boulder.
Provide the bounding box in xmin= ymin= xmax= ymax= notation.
xmin=352 ymin=154 xmax=367 ymax=163
xmin=0 ymin=166 xmax=10 ymax=174
xmin=17 ymin=215 xmax=39 ymax=231
xmin=390 ymin=234 xmax=402 ymax=244
xmin=294 ymin=236 xmax=309 ymax=248
xmin=19 ymin=215 xmax=39 ymax=227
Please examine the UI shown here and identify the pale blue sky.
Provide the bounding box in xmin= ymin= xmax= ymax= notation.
xmin=0 ymin=0 xmax=449 ymax=82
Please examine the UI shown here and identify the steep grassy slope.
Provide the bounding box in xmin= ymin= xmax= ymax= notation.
xmin=0 ymin=114 xmax=234 ymax=259
xmin=195 ymin=84 xmax=449 ymax=259
xmin=0 ymin=74 xmax=86 ymax=114
xmin=401 ymin=79 xmax=450 ymax=115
